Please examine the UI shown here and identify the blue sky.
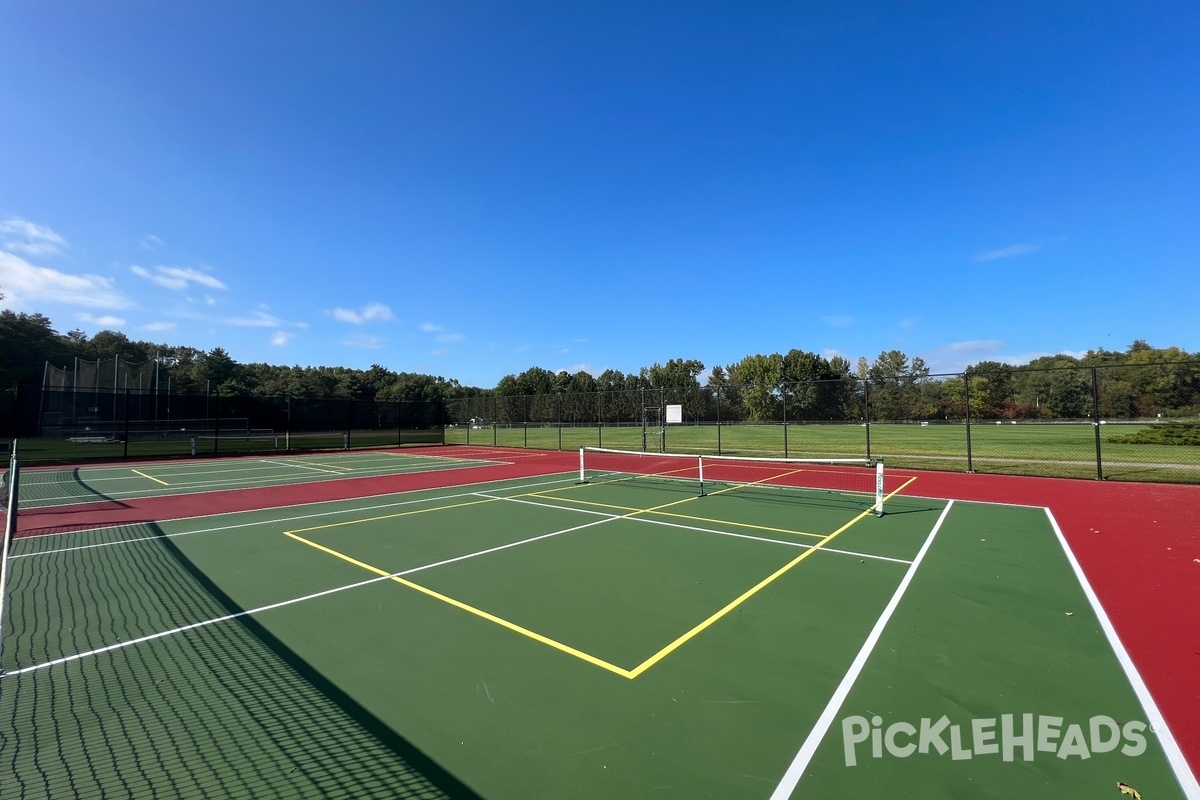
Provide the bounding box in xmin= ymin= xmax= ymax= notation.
xmin=2 ymin=1 xmax=1197 ymax=387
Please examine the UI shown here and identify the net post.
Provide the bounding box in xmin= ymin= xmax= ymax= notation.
xmin=578 ymin=447 xmax=586 ymax=483
xmin=874 ymin=459 xmax=885 ymax=517
xmin=698 ymin=454 xmax=705 ymax=496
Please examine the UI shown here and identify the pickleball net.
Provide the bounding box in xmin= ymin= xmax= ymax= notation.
xmin=578 ymin=447 xmax=885 ymax=516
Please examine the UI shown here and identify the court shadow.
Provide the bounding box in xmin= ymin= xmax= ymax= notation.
xmin=1 ymin=519 xmax=484 ymax=800
xmin=16 ymin=467 xmax=132 ymax=517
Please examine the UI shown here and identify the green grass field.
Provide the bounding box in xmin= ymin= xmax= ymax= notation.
xmin=447 ymin=421 xmax=1200 ymax=482
xmin=11 ymin=418 xmax=1200 ymax=484
xmin=1 ymin=453 xmax=1193 ymax=799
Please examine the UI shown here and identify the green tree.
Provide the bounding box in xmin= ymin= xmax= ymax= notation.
xmin=728 ymin=353 xmax=783 ymax=421
xmin=965 ymin=360 xmax=1016 ymax=417
xmin=867 ymin=350 xmax=928 ymax=420
xmin=645 ymin=358 xmax=705 ymax=389
xmin=0 ymin=310 xmax=72 ymax=382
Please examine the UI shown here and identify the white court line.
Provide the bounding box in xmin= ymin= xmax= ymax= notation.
xmin=1 ymin=502 xmax=626 ymax=679
xmin=1045 ymin=508 xmax=1200 ymax=799
xmin=769 ymin=500 xmax=955 ymax=799
xmin=13 ymin=474 xmax=580 ymax=557
xmin=18 ymin=458 xmax=508 ymax=509
xmin=258 ymin=458 xmax=346 ymax=475
xmin=479 ymin=492 xmax=914 ymax=566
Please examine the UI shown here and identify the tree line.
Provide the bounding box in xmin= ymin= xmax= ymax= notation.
xmin=0 ymin=308 xmax=477 ymax=403
xmin=2 ymin=305 xmax=1198 ymax=419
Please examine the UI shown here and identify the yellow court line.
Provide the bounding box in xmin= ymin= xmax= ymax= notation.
xmin=284 ymin=531 xmax=634 ymax=678
xmin=705 ymin=466 xmax=809 ymax=496
xmin=282 ymin=487 xmax=709 ymax=679
xmin=626 ymin=503 xmax=876 ymax=678
xmin=526 ymin=491 xmax=828 ymax=541
xmin=282 ymin=471 xmax=919 ymax=680
xmin=131 ymin=468 xmax=169 ymax=486
xmin=288 ymin=496 xmax=503 ymax=536
xmin=269 ymin=457 xmax=355 ymax=472
xmin=890 ymin=475 xmax=919 ymax=498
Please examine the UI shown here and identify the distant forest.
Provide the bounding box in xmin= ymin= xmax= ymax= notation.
xmin=3 ymin=306 xmax=1198 ymax=420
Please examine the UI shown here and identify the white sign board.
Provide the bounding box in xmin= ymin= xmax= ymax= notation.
xmin=665 ymin=404 xmax=683 ymax=424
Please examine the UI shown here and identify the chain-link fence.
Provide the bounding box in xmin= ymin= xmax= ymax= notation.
xmin=446 ymin=364 xmax=1200 ymax=483
xmin=1 ymin=385 xmax=444 ymax=464
xmin=4 ymin=363 xmax=1197 ymax=481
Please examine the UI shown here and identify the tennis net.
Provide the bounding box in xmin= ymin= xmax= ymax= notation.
xmin=579 ymin=446 xmax=885 ymax=516
xmin=1 ymin=446 xmax=14 ymax=523
xmin=1 ymin=442 xmax=19 ymax=674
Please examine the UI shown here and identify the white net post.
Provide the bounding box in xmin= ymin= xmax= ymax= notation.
xmin=578 ymin=447 xmax=586 ymax=483
xmin=874 ymin=459 xmax=885 ymax=517
xmin=698 ymin=454 xmax=706 ymax=496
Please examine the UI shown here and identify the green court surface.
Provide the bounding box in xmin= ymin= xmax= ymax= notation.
xmin=0 ymin=464 xmax=1192 ymax=799
xmin=11 ymin=449 xmax=502 ymax=508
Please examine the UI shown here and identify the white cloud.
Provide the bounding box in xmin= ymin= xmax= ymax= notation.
xmin=562 ymin=363 xmax=597 ymax=376
xmin=1 ymin=217 xmax=67 ymax=257
xmin=918 ymin=340 xmax=1090 ymax=374
xmin=142 ymin=321 xmax=176 ymax=332
xmin=331 ymin=302 xmax=394 ymax=324
xmin=823 ymin=315 xmax=855 ymax=328
xmin=344 ymin=334 xmax=385 ymax=349
xmin=990 ymin=349 xmax=1089 ymax=365
xmin=430 ymin=348 xmax=449 ymax=357
xmin=270 ymin=331 xmax=294 ymax=346
xmin=0 ymin=251 xmax=134 ymax=309
xmin=943 ymin=339 xmax=1006 ymax=354
xmin=973 ymin=242 xmax=1042 ymax=261
xmin=420 ymin=321 xmax=464 ymax=343
xmin=131 ymin=264 xmax=227 ymax=291
xmin=225 ymin=310 xmax=285 ymax=328
xmin=138 ymin=235 xmax=165 ymax=251
xmin=75 ymin=312 xmax=127 ymax=328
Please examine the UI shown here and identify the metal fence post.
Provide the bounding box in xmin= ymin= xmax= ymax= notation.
xmin=863 ymin=379 xmax=872 ymax=461
xmin=122 ymin=387 xmax=131 ymax=459
xmin=212 ymin=393 xmax=220 ymax=455
xmin=782 ymin=382 xmax=789 ymax=458
xmin=965 ymin=372 xmax=974 ymax=473
xmin=1092 ymin=367 xmax=1103 ymax=480
xmin=716 ymin=385 xmax=722 ymax=455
